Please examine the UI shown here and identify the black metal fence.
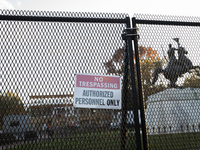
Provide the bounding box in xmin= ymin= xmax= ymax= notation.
xmin=1 ymin=10 xmax=200 ymax=150
xmin=0 ymin=10 xmax=142 ymax=150
xmin=134 ymin=14 xmax=200 ymax=150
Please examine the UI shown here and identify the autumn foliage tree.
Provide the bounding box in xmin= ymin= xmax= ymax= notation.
xmin=104 ymin=46 xmax=166 ymax=108
xmin=0 ymin=91 xmax=25 ymax=129
xmin=0 ymin=91 xmax=25 ymax=115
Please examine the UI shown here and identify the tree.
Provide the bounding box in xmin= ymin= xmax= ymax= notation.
xmin=104 ymin=46 xmax=166 ymax=108
xmin=0 ymin=91 xmax=25 ymax=115
xmin=0 ymin=91 xmax=25 ymax=129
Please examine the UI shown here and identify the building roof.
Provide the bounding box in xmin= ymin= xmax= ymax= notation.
xmin=29 ymin=94 xmax=73 ymax=99
xmin=29 ymin=94 xmax=74 ymax=108
xmin=147 ymin=87 xmax=200 ymax=103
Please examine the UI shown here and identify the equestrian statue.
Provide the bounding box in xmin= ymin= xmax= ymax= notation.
xmin=152 ymin=38 xmax=200 ymax=88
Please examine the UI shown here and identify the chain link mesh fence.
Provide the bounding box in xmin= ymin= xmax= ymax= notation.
xmin=134 ymin=14 xmax=200 ymax=149
xmin=2 ymin=9 xmax=199 ymax=150
xmin=0 ymin=10 xmax=141 ymax=149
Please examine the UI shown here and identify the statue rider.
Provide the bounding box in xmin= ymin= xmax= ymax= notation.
xmin=167 ymin=44 xmax=179 ymax=67
xmin=167 ymin=43 xmax=190 ymax=72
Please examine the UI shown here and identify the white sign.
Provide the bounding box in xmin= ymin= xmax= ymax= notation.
xmin=74 ymin=73 xmax=121 ymax=109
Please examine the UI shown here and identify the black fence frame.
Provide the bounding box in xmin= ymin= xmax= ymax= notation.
xmin=133 ymin=17 xmax=200 ymax=150
xmin=0 ymin=13 xmax=142 ymax=150
xmin=1 ymin=12 xmax=200 ymax=150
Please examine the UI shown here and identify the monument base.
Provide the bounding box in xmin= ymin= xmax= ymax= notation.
xmin=145 ymin=87 xmax=200 ymax=135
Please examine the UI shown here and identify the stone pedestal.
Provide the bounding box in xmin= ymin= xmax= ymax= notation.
xmin=145 ymin=87 xmax=200 ymax=135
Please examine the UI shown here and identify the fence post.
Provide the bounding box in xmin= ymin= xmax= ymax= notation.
xmin=121 ymin=17 xmax=142 ymax=150
xmin=120 ymin=17 xmax=130 ymax=150
xmin=132 ymin=17 xmax=148 ymax=150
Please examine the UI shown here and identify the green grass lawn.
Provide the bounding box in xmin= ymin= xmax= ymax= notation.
xmin=148 ymin=132 xmax=200 ymax=150
xmin=7 ymin=130 xmax=137 ymax=150
xmin=5 ymin=131 xmax=200 ymax=150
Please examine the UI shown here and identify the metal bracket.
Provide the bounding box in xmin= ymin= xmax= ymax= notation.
xmin=122 ymin=28 xmax=139 ymax=40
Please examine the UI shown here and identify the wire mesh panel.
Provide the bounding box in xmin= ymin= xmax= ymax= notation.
xmin=134 ymin=14 xmax=200 ymax=150
xmin=0 ymin=10 xmax=141 ymax=149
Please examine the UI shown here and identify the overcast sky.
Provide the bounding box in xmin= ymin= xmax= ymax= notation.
xmin=0 ymin=0 xmax=200 ymax=17
xmin=1 ymin=0 xmax=200 ymax=104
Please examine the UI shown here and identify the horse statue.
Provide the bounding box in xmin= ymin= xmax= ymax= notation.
xmin=152 ymin=38 xmax=200 ymax=88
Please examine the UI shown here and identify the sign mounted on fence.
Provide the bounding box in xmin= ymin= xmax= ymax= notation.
xmin=74 ymin=73 xmax=121 ymax=109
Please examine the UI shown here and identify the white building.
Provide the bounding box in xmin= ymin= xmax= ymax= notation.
xmin=145 ymin=88 xmax=200 ymax=135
